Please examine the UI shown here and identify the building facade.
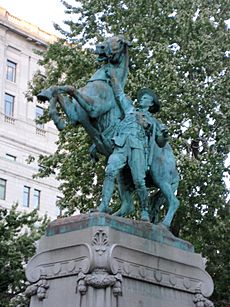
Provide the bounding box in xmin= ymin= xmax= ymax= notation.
xmin=0 ymin=7 xmax=62 ymax=219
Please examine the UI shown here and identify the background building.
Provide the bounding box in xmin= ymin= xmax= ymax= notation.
xmin=0 ymin=6 xmax=62 ymax=219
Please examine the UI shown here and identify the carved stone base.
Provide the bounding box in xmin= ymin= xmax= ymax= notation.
xmin=25 ymin=213 xmax=214 ymax=307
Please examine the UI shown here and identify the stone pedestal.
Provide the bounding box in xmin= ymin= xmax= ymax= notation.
xmin=25 ymin=213 xmax=214 ymax=307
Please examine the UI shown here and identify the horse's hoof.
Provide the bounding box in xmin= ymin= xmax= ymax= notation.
xmin=158 ymin=222 xmax=170 ymax=230
xmin=113 ymin=210 xmax=123 ymax=217
xmin=97 ymin=204 xmax=112 ymax=214
xmin=113 ymin=206 xmax=135 ymax=217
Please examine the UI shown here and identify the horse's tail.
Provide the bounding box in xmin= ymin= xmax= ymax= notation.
xmin=149 ymin=190 xmax=165 ymax=224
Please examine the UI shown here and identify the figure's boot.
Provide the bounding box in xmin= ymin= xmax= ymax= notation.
xmin=136 ymin=188 xmax=150 ymax=222
xmin=97 ymin=174 xmax=115 ymax=213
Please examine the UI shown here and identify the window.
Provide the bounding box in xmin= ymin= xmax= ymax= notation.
xmin=6 ymin=60 xmax=17 ymax=82
xmin=23 ymin=186 xmax=30 ymax=207
xmin=4 ymin=93 xmax=14 ymax=117
xmin=6 ymin=154 xmax=16 ymax=161
xmin=36 ymin=106 xmax=44 ymax=128
xmin=0 ymin=179 xmax=6 ymax=200
xmin=33 ymin=189 xmax=41 ymax=209
xmin=56 ymin=196 xmax=62 ymax=217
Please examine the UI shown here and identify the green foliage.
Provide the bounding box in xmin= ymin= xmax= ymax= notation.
xmin=0 ymin=206 xmax=48 ymax=306
xmin=30 ymin=0 xmax=229 ymax=304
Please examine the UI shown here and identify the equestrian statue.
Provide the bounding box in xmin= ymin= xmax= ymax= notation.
xmin=37 ymin=35 xmax=180 ymax=228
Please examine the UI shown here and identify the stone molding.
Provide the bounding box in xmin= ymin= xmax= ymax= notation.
xmin=109 ymin=245 xmax=213 ymax=297
xmin=0 ymin=6 xmax=57 ymax=44
xmin=26 ymin=243 xmax=93 ymax=283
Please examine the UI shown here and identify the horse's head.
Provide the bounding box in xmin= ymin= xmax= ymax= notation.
xmin=95 ymin=35 xmax=132 ymax=64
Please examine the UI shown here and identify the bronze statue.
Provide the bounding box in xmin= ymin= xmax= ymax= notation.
xmin=38 ymin=36 xmax=180 ymax=228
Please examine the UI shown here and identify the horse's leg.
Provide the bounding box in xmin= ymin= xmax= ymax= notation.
xmin=98 ymin=172 xmax=116 ymax=213
xmin=157 ymin=182 xmax=179 ymax=228
xmin=114 ymin=170 xmax=135 ymax=216
xmin=98 ymin=149 xmax=126 ymax=213
xmin=49 ymin=96 xmax=66 ymax=131
xmin=55 ymin=93 xmax=79 ymax=124
xmin=37 ymin=87 xmax=69 ymax=130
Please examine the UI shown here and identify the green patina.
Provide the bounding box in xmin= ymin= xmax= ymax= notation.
xmin=38 ymin=35 xmax=180 ymax=229
xmin=46 ymin=213 xmax=193 ymax=252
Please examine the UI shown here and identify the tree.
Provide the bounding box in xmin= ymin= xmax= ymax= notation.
xmin=29 ymin=0 xmax=230 ymax=304
xmin=0 ymin=206 xmax=48 ymax=306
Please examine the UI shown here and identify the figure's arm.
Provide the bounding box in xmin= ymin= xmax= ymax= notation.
xmin=105 ymin=68 xmax=134 ymax=115
xmin=146 ymin=115 xmax=168 ymax=148
xmin=107 ymin=69 xmax=124 ymax=100
xmin=155 ymin=122 xmax=169 ymax=148
xmin=89 ymin=143 xmax=99 ymax=163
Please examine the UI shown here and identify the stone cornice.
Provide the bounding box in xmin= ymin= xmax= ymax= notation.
xmin=46 ymin=212 xmax=194 ymax=252
xmin=0 ymin=6 xmax=57 ymax=46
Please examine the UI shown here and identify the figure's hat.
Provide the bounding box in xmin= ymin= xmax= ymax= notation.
xmin=137 ymin=88 xmax=160 ymax=113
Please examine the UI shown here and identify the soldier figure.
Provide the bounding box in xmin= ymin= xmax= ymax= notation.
xmin=98 ymin=68 xmax=168 ymax=221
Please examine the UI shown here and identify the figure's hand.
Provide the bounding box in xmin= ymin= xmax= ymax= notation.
xmin=89 ymin=144 xmax=99 ymax=163
xmin=162 ymin=128 xmax=169 ymax=137
xmin=65 ymin=86 xmax=76 ymax=96
xmin=56 ymin=85 xmax=76 ymax=96
xmin=161 ymin=127 xmax=169 ymax=142
xmin=160 ymin=125 xmax=168 ymax=137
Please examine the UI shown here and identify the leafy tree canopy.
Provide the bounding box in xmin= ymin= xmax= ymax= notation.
xmin=29 ymin=0 xmax=230 ymax=304
xmin=0 ymin=206 xmax=48 ymax=306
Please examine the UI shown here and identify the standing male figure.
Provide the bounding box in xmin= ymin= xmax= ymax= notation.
xmin=98 ymin=68 xmax=168 ymax=221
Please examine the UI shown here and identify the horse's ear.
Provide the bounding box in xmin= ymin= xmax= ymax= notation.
xmin=117 ymin=35 xmax=132 ymax=48
xmin=125 ymin=40 xmax=132 ymax=48
xmin=123 ymin=37 xmax=133 ymax=47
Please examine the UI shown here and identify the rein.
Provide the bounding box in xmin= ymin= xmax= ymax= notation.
xmin=87 ymin=78 xmax=110 ymax=84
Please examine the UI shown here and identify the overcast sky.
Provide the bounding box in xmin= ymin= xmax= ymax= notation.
xmin=0 ymin=0 xmax=67 ymax=35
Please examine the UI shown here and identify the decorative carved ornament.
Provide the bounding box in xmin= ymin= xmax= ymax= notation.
xmin=193 ymin=293 xmax=214 ymax=307
xmin=193 ymin=287 xmax=214 ymax=307
xmin=92 ymin=229 xmax=109 ymax=255
xmin=76 ymin=269 xmax=122 ymax=297
xmin=25 ymin=278 xmax=49 ymax=301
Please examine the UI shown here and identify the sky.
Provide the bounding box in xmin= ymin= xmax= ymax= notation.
xmin=0 ymin=0 xmax=68 ymax=35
